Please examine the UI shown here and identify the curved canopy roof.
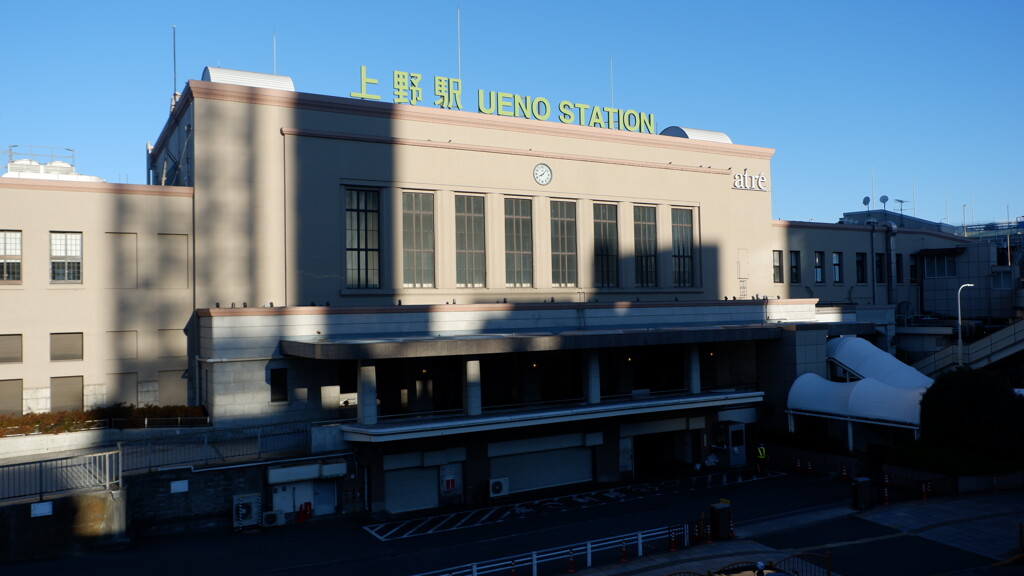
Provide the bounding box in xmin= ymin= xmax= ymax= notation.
xmin=201 ymin=67 xmax=295 ymax=91
xmin=788 ymin=337 xmax=932 ymax=427
xmin=659 ymin=126 xmax=733 ymax=144
xmin=826 ymin=336 xmax=932 ymax=388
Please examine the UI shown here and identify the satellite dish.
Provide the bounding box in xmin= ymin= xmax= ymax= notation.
xmin=879 ymin=195 xmax=889 ymax=204
xmin=862 ymin=196 xmax=870 ymax=207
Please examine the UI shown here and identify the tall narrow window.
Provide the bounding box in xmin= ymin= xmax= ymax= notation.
xmin=402 ymin=192 xmax=435 ymax=288
xmin=550 ymin=200 xmax=577 ymax=287
xmin=909 ymin=255 xmax=921 ymax=283
xmin=672 ymin=208 xmax=695 ymax=287
xmin=772 ymin=250 xmax=784 ymax=283
xmin=789 ymin=251 xmax=801 ymax=284
xmin=855 ymin=252 xmax=867 ymax=283
xmin=455 ymin=195 xmax=486 ymax=287
xmin=895 ymin=253 xmax=905 ymax=283
xmin=0 ymin=231 xmax=21 ymax=283
xmin=50 ymin=232 xmax=82 ymax=282
xmin=875 ymin=253 xmax=887 ymax=284
xmin=832 ymin=252 xmax=843 ymax=283
xmin=813 ymin=251 xmax=825 ymax=283
xmin=593 ymin=204 xmax=619 ymax=287
xmin=504 ymin=198 xmax=533 ymax=287
xmin=634 ymin=206 xmax=657 ymax=287
xmin=345 ymin=188 xmax=380 ymax=288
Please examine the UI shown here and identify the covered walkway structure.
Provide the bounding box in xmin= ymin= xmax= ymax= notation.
xmin=787 ymin=337 xmax=933 ymax=451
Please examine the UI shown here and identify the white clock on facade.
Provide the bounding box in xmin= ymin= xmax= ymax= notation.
xmin=533 ymin=163 xmax=552 ymax=185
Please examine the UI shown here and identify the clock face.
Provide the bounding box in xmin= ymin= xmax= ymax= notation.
xmin=533 ymin=163 xmax=552 ymax=186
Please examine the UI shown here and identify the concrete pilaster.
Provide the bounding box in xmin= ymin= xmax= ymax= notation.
xmin=357 ymin=362 xmax=378 ymax=425
xmin=586 ymin=350 xmax=601 ymax=404
xmin=688 ymin=345 xmax=701 ymax=394
xmin=464 ymin=358 xmax=482 ymax=416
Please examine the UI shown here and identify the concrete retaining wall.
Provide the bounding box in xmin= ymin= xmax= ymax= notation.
xmin=0 ymin=490 xmax=126 ymax=563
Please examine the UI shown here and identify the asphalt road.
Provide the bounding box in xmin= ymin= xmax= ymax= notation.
xmin=7 ymin=473 xmax=1016 ymax=576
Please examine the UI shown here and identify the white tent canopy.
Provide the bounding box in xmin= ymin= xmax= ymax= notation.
xmin=788 ymin=337 xmax=932 ymax=428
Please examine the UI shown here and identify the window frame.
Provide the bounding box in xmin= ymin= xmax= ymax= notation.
xmin=50 ymin=231 xmax=82 ymax=283
xmin=671 ymin=207 xmax=696 ymax=288
xmin=633 ymin=205 xmax=658 ymax=288
xmin=813 ymin=251 xmax=825 ymax=284
xmin=550 ymin=200 xmax=577 ymax=288
xmin=772 ymin=250 xmax=784 ymax=283
xmin=832 ymin=251 xmax=844 ymax=283
xmin=789 ymin=251 xmax=801 ymax=284
xmin=593 ymin=203 xmax=619 ymax=288
xmin=345 ymin=187 xmax=381 ymax=289
xmin=455 ymin=194 xmax=487 ymax=288
xmin=504 ymin=197 xmax=534 ymax=288
xmin=0 ymin=230 xmax=22 ymax=283
xmin=402 ymin=191 xmax=436 ymax=288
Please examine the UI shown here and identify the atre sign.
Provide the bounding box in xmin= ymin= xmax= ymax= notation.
xmin=733 ymin=169 xmax=767 ymax=191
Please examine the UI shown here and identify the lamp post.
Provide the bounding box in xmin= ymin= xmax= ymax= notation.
xmin=957 ymin=283 xmax=974 ymax=366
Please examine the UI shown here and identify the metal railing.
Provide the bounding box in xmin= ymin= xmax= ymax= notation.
xmin=119 ymin=420 xmax=310 ymax=473
xmin=914 ymin=319 xmax=1024 ymax=376
xmin=0 ymin=450 xmax=120 ymax=502
xmin=409 ymin=522 xmax=708 ymax=576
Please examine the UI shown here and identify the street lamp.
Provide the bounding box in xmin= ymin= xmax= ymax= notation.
xmin=957 ymin=283 xmax=974 ymax=366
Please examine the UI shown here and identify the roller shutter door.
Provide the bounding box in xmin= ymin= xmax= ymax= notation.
xmin=491 ymin=447 xmax=592 ymax=494
xmin=384 ymin=467 xmax=438 ymax=514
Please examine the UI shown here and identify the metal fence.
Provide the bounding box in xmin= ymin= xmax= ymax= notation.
xmin=118 ymin=421 xmax=311 ymax=473
xmin=0 ymin=450 xmax=120 ymax=502
xmin=410 ymin=521 xmax=712 ymax=576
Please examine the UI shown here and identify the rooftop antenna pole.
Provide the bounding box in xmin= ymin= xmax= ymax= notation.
xmin=457 ymin=6 xmax=462 ymax=80
xmin=610 ymin=57 xmax=615 ymax=108
xmin=871 ymin=167 xmax=875 ymax=210
xmin=170 ymin=25 xmax=179 ymax=114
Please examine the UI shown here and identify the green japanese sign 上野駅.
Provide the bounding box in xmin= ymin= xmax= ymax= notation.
xmin=349 ymin=66 xmax=656 ymax=134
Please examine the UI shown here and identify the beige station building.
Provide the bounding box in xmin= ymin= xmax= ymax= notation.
xmin=2 ymin=67 xmax=1020 ymax=513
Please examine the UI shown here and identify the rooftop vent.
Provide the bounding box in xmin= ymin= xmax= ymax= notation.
xmin=201 ymin=67 xmax=295 ymax=91
xmin=660 ymin=126 xmax=733 ymax=144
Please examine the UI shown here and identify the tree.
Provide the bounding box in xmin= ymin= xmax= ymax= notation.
xmin=919 ymin=368 xmax=1024 ymax=462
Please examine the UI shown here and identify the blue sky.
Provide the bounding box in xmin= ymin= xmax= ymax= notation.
xmin=2 ymin=0 xmax=1021 ymax=225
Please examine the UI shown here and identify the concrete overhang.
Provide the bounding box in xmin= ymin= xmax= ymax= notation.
xmin=280 ymin=323 xmax=786 ymax=361
xmin=339 ymin=391 xmax=764 ymax=442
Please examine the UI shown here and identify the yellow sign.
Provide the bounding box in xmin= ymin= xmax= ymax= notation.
xmin=350 ymin=66 xmax=656 ymax=134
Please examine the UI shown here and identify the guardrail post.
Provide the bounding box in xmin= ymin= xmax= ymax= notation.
xmin=531 ymin=551 xmax=538 ymax=576
xmin=637 ymin=532 xmax=643 ymax=557
xmin=586 ymin=541 xmax=592 ymax=567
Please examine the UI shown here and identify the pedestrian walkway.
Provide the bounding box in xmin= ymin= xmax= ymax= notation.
xmin=576 ymin=489 xmax=1024 ymax=576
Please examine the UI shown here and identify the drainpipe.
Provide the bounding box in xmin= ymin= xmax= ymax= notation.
xmin=887 ymin=221 xmax=898 ymax=306
xmin=868 ymin=220 xmax=877 ymax=305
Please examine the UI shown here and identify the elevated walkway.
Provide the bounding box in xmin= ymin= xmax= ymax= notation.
xmin=914 ymin=320 xmax=1024 ymax=376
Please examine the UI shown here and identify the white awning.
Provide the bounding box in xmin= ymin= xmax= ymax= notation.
xmin=788 ymin=337 xmax=933 ymax=427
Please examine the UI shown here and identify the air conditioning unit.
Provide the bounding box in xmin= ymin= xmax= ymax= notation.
xmin=489 ymin=477 xmax=510 ymax=497
xmin=232 ymin=493 xmax=262 ymax=530
xmin=263 ymin=510 xmax=286 ymax=527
